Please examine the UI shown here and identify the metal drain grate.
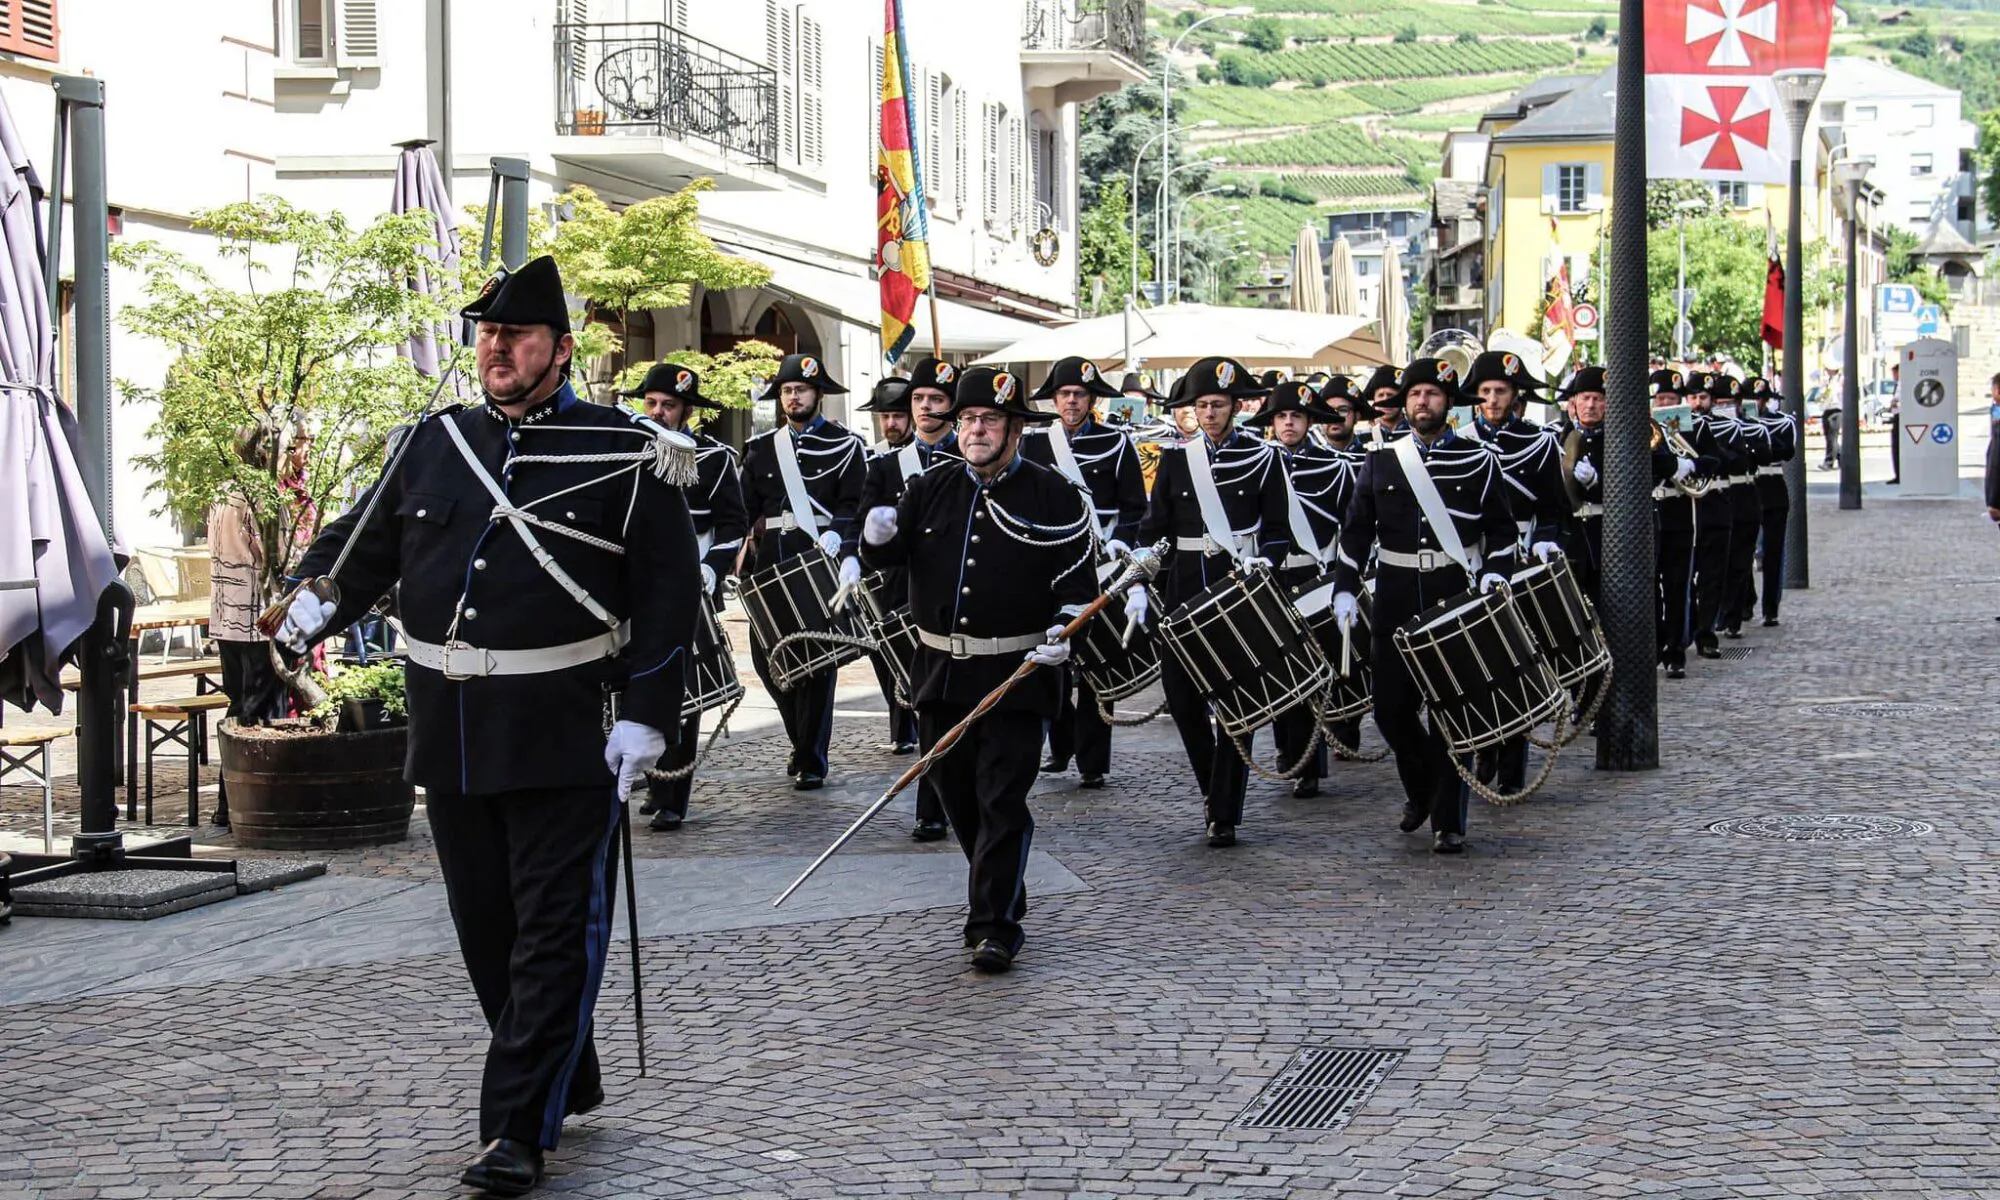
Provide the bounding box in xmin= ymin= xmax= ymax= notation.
xmin=1714 ymin=646 xmax=1756 ymax=660
xmin=1804 ymin=701 xmax=1951 ymax=718
xmin=1235 ymin=1046 xmax=1404 ymax=1131
xmin=1708 ymin=814 xmax=1935 ymax=842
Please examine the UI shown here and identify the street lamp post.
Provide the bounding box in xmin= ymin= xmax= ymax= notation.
xmin=1672 ymin=197 xmax=1704 ymax=362
xmin=1774 ymin=67 xmax=1826 ymax=588
xmin=1129 ymin=122 xmax=1217 ymax=302
xmin=1159 ymin=7 xmax=1250 ymax=293
xmin=1172 ymin=187 xmax=1237 ymax=286
xmin=1834 ymin=156 xmax=1872 ymax=511
xmin=1154 ymin=156 xmax=1224 ymax=302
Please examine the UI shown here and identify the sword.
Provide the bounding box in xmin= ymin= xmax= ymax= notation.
xmin=618 ymin=795 xmax=648 ymax=1078
xmin=772 ymin=540 xmax=1167 ymax=907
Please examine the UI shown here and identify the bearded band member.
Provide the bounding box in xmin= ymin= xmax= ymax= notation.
xmin=622 ymin=362 xmax=749 ymax=832
xmin=859 ymin=366 xmax=1096 ymax=973
xmin=1137 ymin=356 xmax=1295 ymax=848
xmin=1331 ymin=358 xmax=1520 ymax=854
xmin=740 ymin=353 xmax=868 ymax=789
xmin=1020 ymin=356 xmax=1148 ymax=789
xmin=278 ymin=256 xmax=698 ymax=1195
xmin=849 ymin=375 xmax=923 ymax=757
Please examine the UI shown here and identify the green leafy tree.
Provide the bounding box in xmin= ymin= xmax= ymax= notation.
xmin=1884 ymin=224 xmax=1951 ymax=309
xmin=1977 ymin=108 xmax=2000 ymax=225
xmin=1241 ymin=17 xmax=1286 ymax=52
xmin=115 ymin=197 xmax=455 ymax=603
xmin=611 ymin=339 xmax=784 ymax=418
xmin=1076 ymin=178 xmax=1151 ymax=314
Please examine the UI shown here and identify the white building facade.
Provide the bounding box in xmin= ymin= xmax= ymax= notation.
xmin=1815 ymin=56 xmax=1978 ymax=240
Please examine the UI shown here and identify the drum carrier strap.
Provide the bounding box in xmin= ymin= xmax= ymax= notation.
xmin=1280 ymin=471 xmax=1322 ymax=565
xmin=773 ymin=426 xmax=823 ymax=542
xmin=896 ymin=440 xmax=923 ymax=483
xmin=1391 ymin=435 xmax=1478 ymax=579
xmin=1184 ymin=437 xmax=1249 ymax=561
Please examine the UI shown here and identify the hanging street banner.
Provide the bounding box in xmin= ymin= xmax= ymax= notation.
xmin=875 ymin=0 xmax=932 ymax=363
xmin=1646 ymin=0 xmax=1837 ymax=184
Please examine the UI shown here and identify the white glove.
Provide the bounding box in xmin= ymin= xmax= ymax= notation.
xmin=1675 ymin=457 xmax=1698 ymax=481
xmin=837 ymin=556 xmax=863 ymax=589
xmin=276 ymin=588 xmax=337 ymax=653
xmin=817 ymin=529 xmax=843 ymax=558
xmin=1479 ymin=572 xmax=1509 ymax=594
xmin=1122 ymin=587 xmax=1149 ymax=627
xmin=1025 ymin=624 xmax=1070 ymax=667
xmin=604 ymin=719 xmax=667 ymax=800
xmin=699 ymin=563 xmax=717 ymax=595
xmin=1104 ymin=538 xmax=1131 ymax=558
xmin=1572 ymin=459 xmax=1599 ymax=488
xmin=1531 ymin=541 xmax=1563 ymax=563
xmin=862 ymin=505 xmax=898 ymax=546
xmin=1332 ymin=591 xmax=1360 ymax=632
xmin=1241 ymin=555 xmax=1273 ymax=572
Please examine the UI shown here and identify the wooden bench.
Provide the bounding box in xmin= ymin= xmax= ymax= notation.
xmin=62 ymin=657 xmax=223 ymax=692
xmin=130 ymin=694 xmax=232 ymax=828
xmin=0 ymin=728 xmax=69 ymax=853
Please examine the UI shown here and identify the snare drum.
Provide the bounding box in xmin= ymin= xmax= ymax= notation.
xmin=873 ymin=605 xmax=922 ymax=706
xmin=1392 ymin=586 xmax=1565 ymax=754
xmin=1074 ymin=558 xmax=1161 ymax=702
xmin=1158 ymin=568 xmax=1332 ymax=737
xmin=683 ymin=592 xmax=745 ymax=719
xmin=1508 ymin=556 xmax=1609 ymax=688
xmin=738 ymin=552 xmax=872 ymax=691
xmin=1291 ymin=574 xmax=1373 ymax=723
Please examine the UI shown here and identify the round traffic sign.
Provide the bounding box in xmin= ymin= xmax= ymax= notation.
xmin=1573 ymin=303 xmax=1599 ymax=330
xmin=1915 ymin=377 xmax=1945 ymax=408
xmin=1932 ymin=423 xmax=1955 ymax=445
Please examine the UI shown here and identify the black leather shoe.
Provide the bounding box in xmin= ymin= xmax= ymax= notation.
xmin=911 ymin=819 xmax=948 ymax=842
xmin=1078 ymin=773 xmax=1106 ymax=789
xmin=1697 ymin=645 xmax=1722 ymax=660
xmin=1292 ymin=779 xmax=1321 ymax=799
xmin=1761 ymin=617 xmax=1779 ymax=628
xmin=1666 ymin=664 xmax=1686 ymax=679
xmin=461 ymin=1139 xmax=544 ymax=1197
xmin=891 ymin=741 xmax=918 ymax=755
xmin=1399 ymin=801 xmax=1428 ymax=833
xmin=1433 ymin=831 xmax=1465 ymax=855
xmin=971 ymin=938 xmax=1015 ymax=973
xmin=637 ymin=796 xmax=661 ymax=815
xmin=1723 ymin=626 xmax=1742 ymax=639
xmin=785 ymin=752 xmax=801 ymax=777
xmin=566 ymin=1084 xmax=605 ymax=1117
xmin=1039 ymin=757 xmax=1067 ymax=774
xmin=1205 ymin=822 xmax=1237 ymax=848
xmin=793 ymin=774 xmax=825 ymax=791
xmin=648 ymin=810 xmax=683 ymax=831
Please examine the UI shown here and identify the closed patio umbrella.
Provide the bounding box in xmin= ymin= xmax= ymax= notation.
xmin=1325 ymin=233 xmax=1360 ymax=318
xmin=1290 ymin=223 xmax=1326 ymax=315
xmin=391 ymin=140 xmax=468 ymax=394
xmin=1378 ymin=239 xmax=1409 ymax=367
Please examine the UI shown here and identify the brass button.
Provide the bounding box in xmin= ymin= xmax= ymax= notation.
xmin=473 ymin=558 xmax=487 ymax=571
xmin=463 ymin=607 xmax=478 ymax=620
xmin=961 ymin=586 xmax=972 ymax=595
xmin=415 ymin=508 xmax=427 ymax=518
xmin=970 ymin=534 xmax=980 ymax=544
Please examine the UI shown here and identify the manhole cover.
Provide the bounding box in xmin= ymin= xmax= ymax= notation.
xmin=1804 ymin=702 xmax=1951 ymax=718
xmin=1714 ymin=646 xmax=1755 ymax=661
xmin=1235 ymin=1046 xmax=1404 ymax=1131
xmin=1707 ymin=814 xmax=1935 ymax=842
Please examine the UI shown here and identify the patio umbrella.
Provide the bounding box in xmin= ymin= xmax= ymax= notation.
xmin=0 ymin=90 xmax=118 ymax=713
xmin=1289 ymin=223 xmax=1326 ymax=315
xmin=1378 ymin=239 xmax=1409 ymax=367
xmin=975 ymin=304 xmax=1385 ymax=371
xmin=1325 ymin=233 xmax=1360 ymax=317
xmin=391 ymin=140 xmax=468 ymax=394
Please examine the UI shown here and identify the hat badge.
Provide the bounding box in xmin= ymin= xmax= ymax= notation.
xmin=1080 ymin=362 xmax=1096 ymax=381
xmin=1215 ymin=361 xmax=1236 ymax=388
xmin=799 ymin=356 xmax=818 ymax=378
xmin=935 ymin=362 xmax=956 ymax=383
xmin=1140 ymin=371 xmax=1154 ymax=388
xmin=675 ymin=370 xmax=693 ymax=393
xmin=1502 ymin=353 xmax=1519 ymax=376
xmin=1437 ymin=363 xmax=1457 ymax=384
xmin=993 ymin=372 xmax=1017 ymax=403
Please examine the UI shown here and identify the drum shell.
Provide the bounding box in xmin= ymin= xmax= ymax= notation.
xmin=683 ymin=592 xmax=745 ymax=719
xmin=1291 ymin=574 xmax=1373 ymax=723
xmin=739 ymin=554 xmax=872 ymax=690
xmin=1073 ymin=592 xmax=1161 ymax=702
xmin=873 ymin=607 xmax=922 ymax=707
xmin=1158 ymin=569 xmax=1332 ymax=737
xmin=1391 ymin=586 xmax=1565 ymax=753
xmin=1509 ymin=557 xmax=1609 ymax=689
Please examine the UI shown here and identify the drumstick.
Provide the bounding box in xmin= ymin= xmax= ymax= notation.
xmin=1340 ymin=619 xmax=1352 ymax=679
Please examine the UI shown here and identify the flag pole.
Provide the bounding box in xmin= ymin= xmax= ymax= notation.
xmin=926 ymin=278 xmax=943 ymax=360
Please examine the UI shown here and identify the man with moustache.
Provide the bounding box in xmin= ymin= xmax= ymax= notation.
xmin=1020 ymin=356 xmax=1147 ymax=789
xmin=740 ymin=353 xmax=868 ymax=789
xmin=1355 ymin=363 xmax=1406 ymax=447
xmin=860 ymin=367 xmax=1098 ymax=973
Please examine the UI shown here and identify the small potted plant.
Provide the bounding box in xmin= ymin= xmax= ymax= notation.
xmin=310 ymin=661 xmax=408 ymax=733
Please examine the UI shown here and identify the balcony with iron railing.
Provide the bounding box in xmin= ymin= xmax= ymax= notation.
xmin=1021 ymin=0 xmax=1148 ymax=109
xmin=553 ymin=21 xmax=784 ymax=192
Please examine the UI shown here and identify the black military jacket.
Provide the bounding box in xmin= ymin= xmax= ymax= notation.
xmin=841 ymin=432 xmax=961 ymax=606
xmin=1137 ymin=430 xmax=1296 ymax=611
xmin=1753 ymin=411 xmax=1798 ymax=510
xmin=297 ymin=384 xmax=698 ymax=795
xmin=1332 ymin=429 xmax=1521 ymax=628
xmin=1018 ymin=418 xmax=1148 ymax=545
xmin=1468 ymin=414 xmax=1568 ymax=546
xmin=1556 ymin=420 xmax=1679 ymax=513
xmin=739 ymin=414 xmax=867 ymax=570
xmin=686 ymin=429 xmax=749 ymax=599
xmin=1690 ymin=412 xmax=1746 ymax=521
xmin=860 ymin=455 xmax=1095 ymax=717
xmin=1274 ymin=439 xmax=1359 ymax=571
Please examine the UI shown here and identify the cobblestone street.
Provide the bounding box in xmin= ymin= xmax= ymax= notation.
xmin=5 ymin=482 xmax=2000 ymax=1199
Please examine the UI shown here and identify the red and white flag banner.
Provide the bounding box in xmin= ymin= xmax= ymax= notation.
xmin=1646 ymin=0 xmax=1836 ymax=184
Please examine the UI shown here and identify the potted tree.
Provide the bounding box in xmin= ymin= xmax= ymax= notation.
xmin=116 ymin=197 xmax=454 ymax=849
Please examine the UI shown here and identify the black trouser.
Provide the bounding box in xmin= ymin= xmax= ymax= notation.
xmin=870 ymin=651 xmax=918 ymax=747
xmin=1273 ymin=702 xmax=1326 ymax=784
xmin=1370 ymin=627 xmax=1466 ymax=836
xmin=918 ymin=705 xmax=1039 ymax=952
xmin=1723 ymin=483 xmax=1762 ymax=628
xmin=749 ymin=644 xmax=836 ymax=778
xmin=1820 ymin=411 xmax=1840 ymax=466
xmin=1569 ymin=516 xmax=1603 ymax=604
xmin=1321 ymin=716 xmax=1362 ymax=759
xmin=1159 ymin=654 xmax=1250 ymax=828
xmin=1046 ymin=667 xmax=1112 ymax=776
xmin=1691 ymin=504 xmax=1732 ymax=649
xmin=1889 ymin=413 xmax=1900 ymax=478
xmin=1657 ymin=522 xmax=1696 ymax=668
xmin=646 ymin=710 xmax=702 ymax=821
xmin=1758 ymin=497 xmax=1789 ymax=620
xmin=217 ymin=638 xmax=284 ymax=726
xmin=428 ymin=786 xmax=623 ymax=1150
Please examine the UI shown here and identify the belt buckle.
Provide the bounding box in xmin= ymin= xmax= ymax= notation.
xmin=440 ymin=639 xmax=492 ymax=680
xmin=948 ymin=634 xmax=974 ymax=659
xmin=1416 ymin=549 xmax=1440 ymax=571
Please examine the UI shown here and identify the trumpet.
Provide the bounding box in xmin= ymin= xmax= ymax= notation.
xmin=1652 ymin=419 xmax=1719 ymax=497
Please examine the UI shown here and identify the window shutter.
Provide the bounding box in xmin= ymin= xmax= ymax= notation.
xmin=1009 ymin=113 xmax=1026 ymax=230
xmin=670 ymin=0 xmax=688 ymax=28
xmin=766 ymin=0 xmax=796 ymax=165
xmin=869 ymin=39 xmax=883 ymax=183
xmin=924 ymin=71 xmax=942 ymax=192
xmin=1540 ymin=164 xmax=1558 ymax=215
xmin=798 ymin=13 xmax=824 ymax=168
xmin=952 ymin=89 xmax=969 ymax=218
xmin=0 ymin=0 xmax=61 ymax=62
xmin=333 ymin=0 xmax=381 ymax=68
xmin=1584 ymin=163 xmax=1604 ymax=208
xmin=982 ymin=104 xmax=1001 ymax=224
xmin=1030 ymin=121 xmax=1046 ymax=227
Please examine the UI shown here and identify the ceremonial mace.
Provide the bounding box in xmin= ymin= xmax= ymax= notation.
xmin=771 ymin=541 xmax=1167 ymax=907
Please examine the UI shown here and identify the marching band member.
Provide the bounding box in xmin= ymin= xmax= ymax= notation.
xmin=1307 ymin=378 xmax=1372 ymax=756
xmin=849 ymin=376 xmax=922 ymax=755
xmin=1685 ymin=371 xmax=1744 ymax=661
xmin=1652 ymin=369 xmax=1704 ymax=679
xmin=843 ymin=360 xmax=962 ymax=840
xmin=1713 ymin=375 xmax=1769 ymax=639
xmin=621 ymin=363 xmax=748 ymax=832
xmin=1357 ymin=363 xmax=1406 ymax=446
xmin=1553 ymin=366 xmax=1679 ymax=605
xmin=740 ymin=353 xmax=867 ymax=790
xmin=1331 ymin=358 xmax=1520 ymax=854
xmin=1021 ymin=356 xmax=1148 ymax=789
xmin=1743 ymin=375 xmax=1797 ymax=626
xmin=859 ymin=367 xmax=1097 ymax=973
xmin=1312 ymin=375 xmax=1371 ymax=455
xmin=1138 ymin=357 xmax=1295 ymax=848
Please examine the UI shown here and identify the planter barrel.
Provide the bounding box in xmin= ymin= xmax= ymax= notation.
xmin=219 ymin=721 xmax=415 ymax=850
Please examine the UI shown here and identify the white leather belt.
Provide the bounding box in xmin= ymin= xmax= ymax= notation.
xmin=407 ymin=624 xmax=631 ymax=680
xmin=1574 ymin=503 xmax=1603 ymax=518
xmin=1174 ymin=534 xmax=1244 ymax=555
xmin=1756 ymin=465 xmax=1783 ymax=477
xmin=918 ymin=629 xmax=1046 ymax=659
xmin=775 ymin=512 xmax=800 ymax=531
xmin=1377 ymin=548 xmax=1479 ymax=572
xmin=1729 ymin=476 xmax=1755 ymax=487
xmin=1653 ymin=485 xmax=1680 ymax=502
xmin=1281 ymin=552 xmax=1319 ymax=571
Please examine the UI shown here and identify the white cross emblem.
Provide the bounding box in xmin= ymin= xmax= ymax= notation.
xmin=1686 ymin=0 xmax=1777 ymax=69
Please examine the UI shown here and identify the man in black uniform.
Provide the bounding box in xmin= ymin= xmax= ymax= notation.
xmin=1357 ymin=363 xmax=1406 ymax=446
xmin=849 ymin=376 xmax=922 ymax=755
xmin=739 ymin=353 xmax=868 ymax=789
xmin=621 ymin=363 xmax=748 ymax=832
xmin=860 ymin=366 xmax=1096 ymax=973
xmin=1021 ymin=356 xmax=1147 ymax=788
xmin=1685 ymin=371 xmax=1744 ymax=660
xmin=840 ymin=358 xmax=962 ymax=840
xmin=1651 ymin=369 xmax=1704 ymax=679
xmin=1138 ymin=357 xmax=1294 ymax=848
xmin=1712 ymin=375 xmax=1770 ymax=638
xmin=1330 ymin=358 xmax=1520 ymax=853
xmin=1554 ymin=366 xmax=1680 ymax=604
xmin=1742 ymin=375 xmax=1797 ymax=626
xmin=277 ymin=256 xmax=698 ymax=1196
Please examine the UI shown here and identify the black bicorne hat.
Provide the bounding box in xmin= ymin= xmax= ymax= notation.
xmin=857 ymin=376 xmax=913 ymax=413
xmin=1559 ymin=365 xmax=1607 ymax=399
xmin=618 ymin=361 xmax=720 ymax=409
xmin=1258 ymin=369 xmax=1290 ymax=389
xmin=906 ymin=356 xmax=961 ymax=397
xmin=1168 ymin=356 xmax=1269 ymax=408
xmin=1708 ymin=373 xmax=1742 ymax=401
xmin=1030 ymin=355 xmax=1120 ymax=401
xmin=757 ymin=353 xmax=848 ymax=403
xmin=1741 ymin=376 xmax=1776 ymax=403
xmin=1243 ymin=380 xmax=1321 ymax=427
xmin=461 ymin=255 xmax=571 ymax=333
xmin=1361 ymin=363 xmax=1406 ymax=404
xmin=1314 ymin=374 xmax=1377 ymax=420
xmin=1464 ymin=349 xmax=1544 ymax=395
xmin=1395 ymin=357 xmax=1467 ymax=405
xmin=945 ymin=367 xmax=1057 ymax=423
xmin=1649 ymin=368 xmax=1686 ymax=398
xmin=1118 ymin=371 xmax=1166 ymax=402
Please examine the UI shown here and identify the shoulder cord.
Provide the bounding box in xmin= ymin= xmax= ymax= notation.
xmin=982 ymin=492 xmax=1100 ymax=603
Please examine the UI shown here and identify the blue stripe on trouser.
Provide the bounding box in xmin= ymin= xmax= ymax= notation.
xmin=539 ymin=789 xmax=622 ymax=1147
